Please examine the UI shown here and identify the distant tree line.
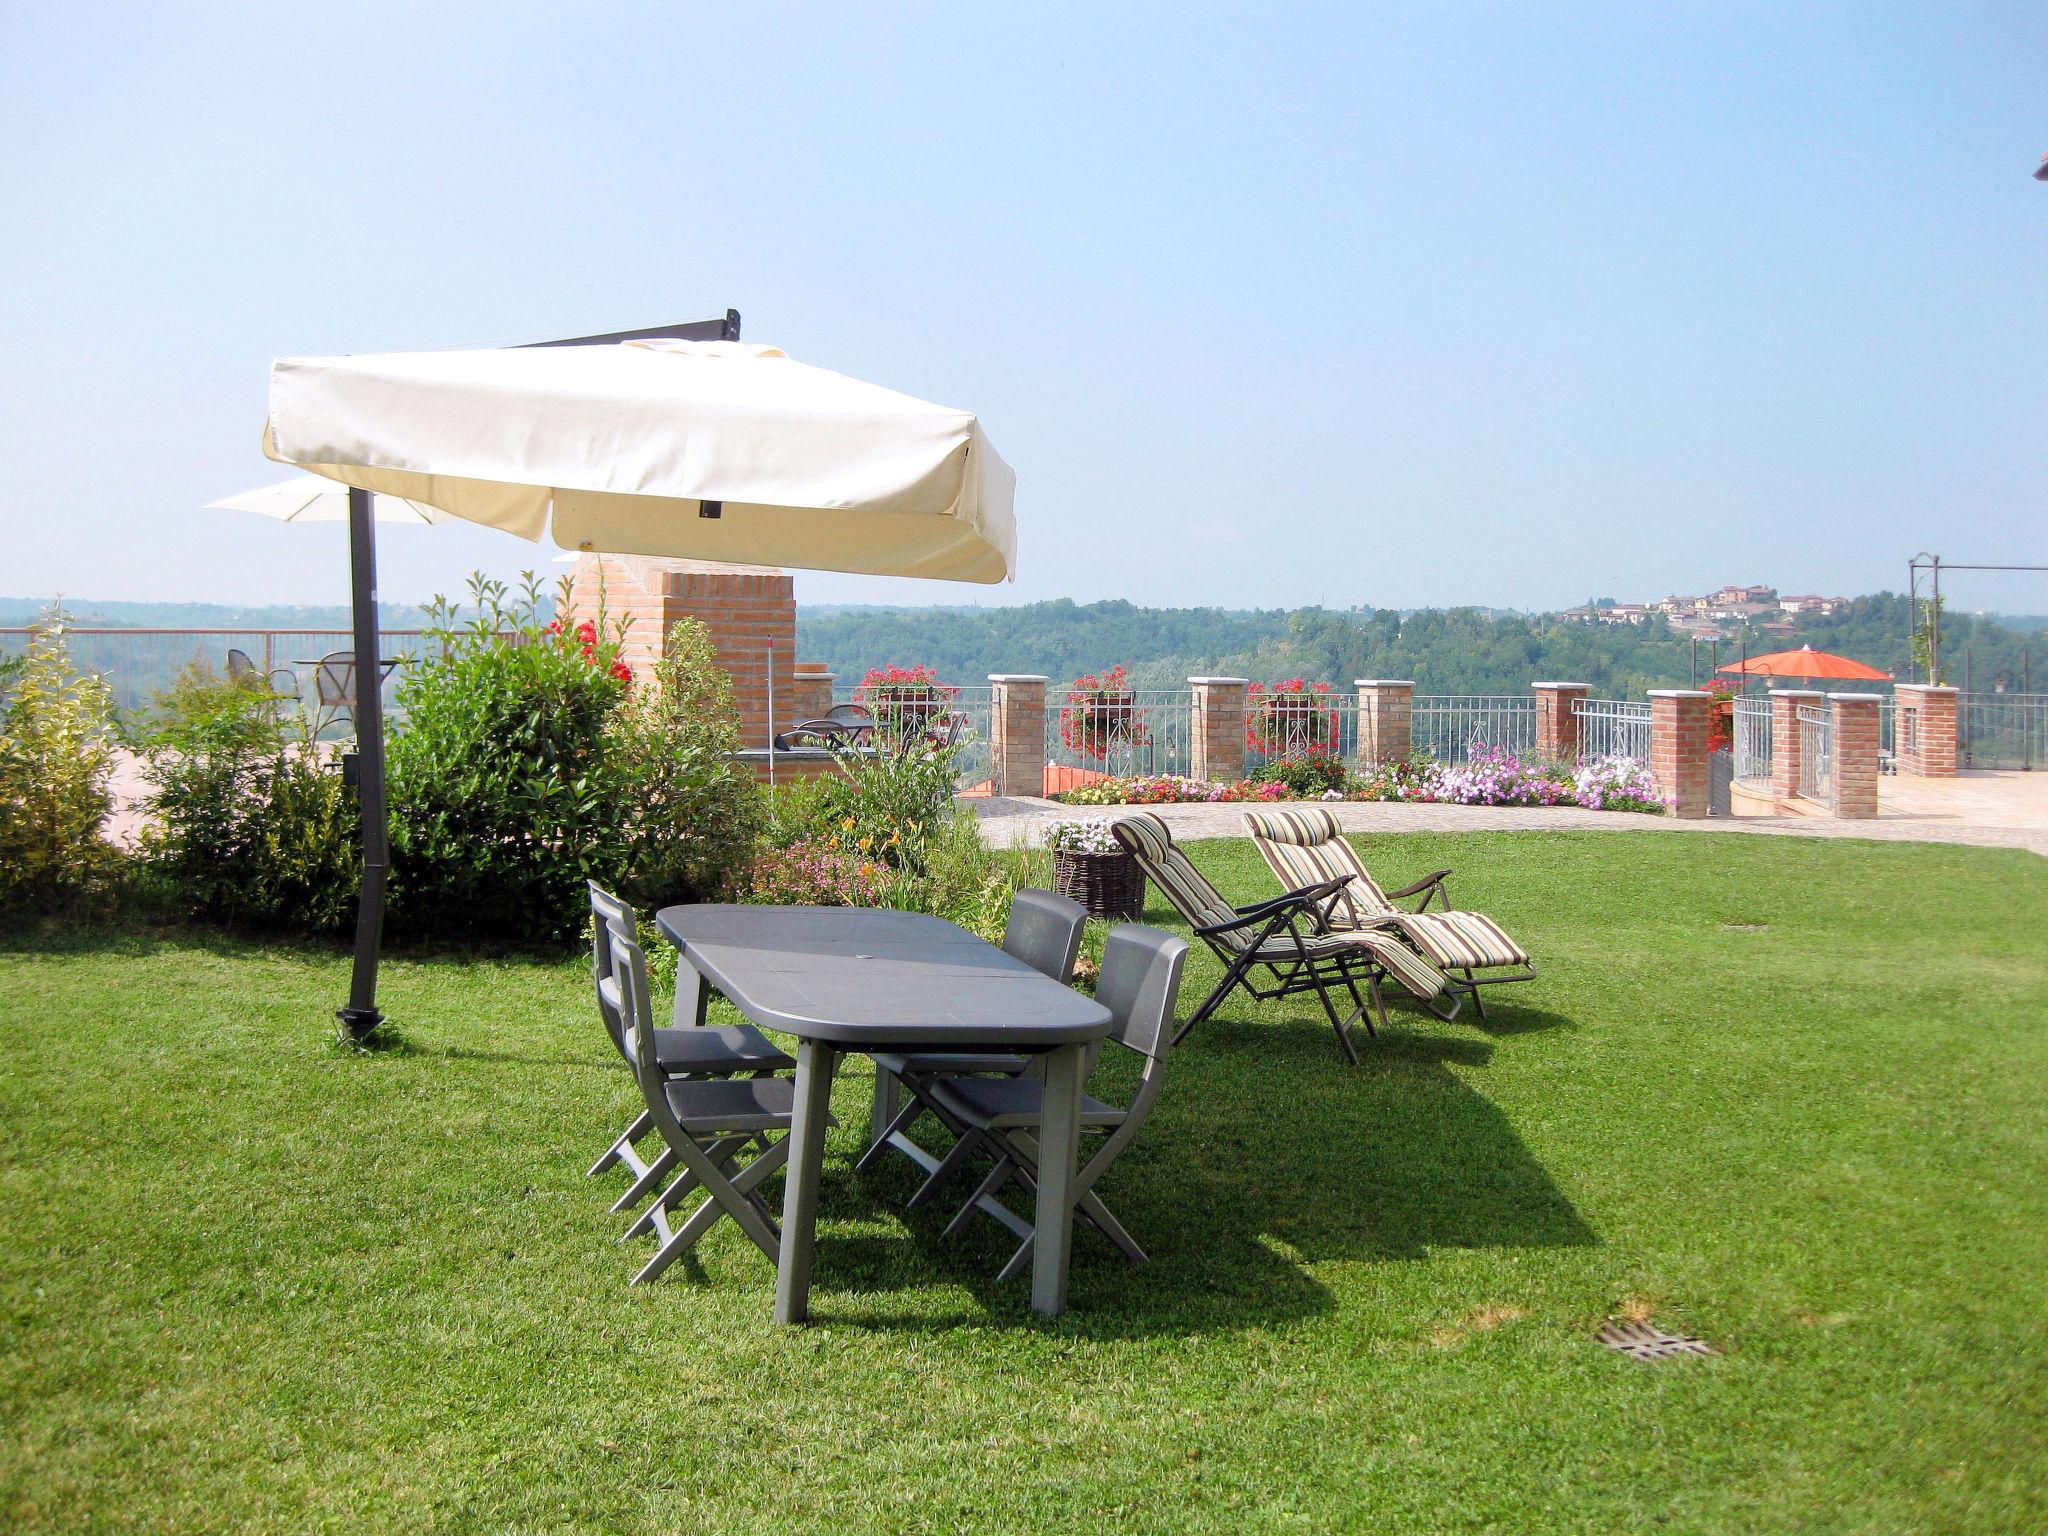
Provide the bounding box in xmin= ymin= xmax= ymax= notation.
xmin=798 ymin=593 xmax=2045 ymax=696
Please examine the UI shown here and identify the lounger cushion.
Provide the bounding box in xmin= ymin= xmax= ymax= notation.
xmin=1242 ymin=806 xmax=1393 ymax=913
xmin=1111 ymin=813 xmax=1238 ymax=929
xmin=1255 ymin=925 xmax=1447 ymax=998
xmin=1243 ymin=808 xmax=1530 ymax=973
xmin=1383 ymin=910 xmax=1528 ymax=969
xmin=1118 ymin=809 xmax=1446 ymax=996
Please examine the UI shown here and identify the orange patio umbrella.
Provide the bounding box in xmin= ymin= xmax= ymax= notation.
xmin=1717 ymin=644 xmax=1892 ymax=682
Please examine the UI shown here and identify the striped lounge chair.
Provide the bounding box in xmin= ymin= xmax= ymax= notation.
xmin=1109 ymin=811 xmax=1450 ymax=1064
xmin=1241 ymin=807 xmax=1536 ymax=1018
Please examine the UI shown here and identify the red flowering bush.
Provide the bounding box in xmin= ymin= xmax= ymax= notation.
xmin=1059 ymin=664 xmax=1148 ymax=761
xmin=1247 ymin=679 xmax=1338 ymax=756
xmin=544 ymin=617 xmax=634 ymax=687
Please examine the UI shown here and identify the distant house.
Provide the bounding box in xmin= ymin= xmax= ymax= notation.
xmin=1779 ymin=594 xmax=1847 ymax=616
xmin=1563 ymin=603 xmax=1651 ymax=625
xmin=1710 ymin=583 xmax=1778 ymax=607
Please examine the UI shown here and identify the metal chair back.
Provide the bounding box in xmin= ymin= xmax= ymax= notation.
xmin=314 ymin=652 xmax=357 ymax=710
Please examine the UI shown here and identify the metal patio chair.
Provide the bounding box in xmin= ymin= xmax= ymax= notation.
xmin=607 ymin=926 xmax=824 ymax=1284
xmin=585 ymin=884 xmax=793 ymax=1215
xmin=856 ymin=889 xmax=1088 ymax=1196
xmin=1242 ymin=807 xmax=1535 ymax=1019
xmin=930 ymin=924 xmax=1190 ymax=1281
xmin=310 ymin=650 xmax=404 ymax=735
xmin=1111 ymin=811 xmax=1453 ymax=1064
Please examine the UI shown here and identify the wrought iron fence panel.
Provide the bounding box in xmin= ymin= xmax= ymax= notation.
xmin=1046 ymin=687 xmax=1196 ymax=782
xmin=1411 ymin=695 xmax=1538 ymax=764
xmin=1573 ymin=698 xmax=1652 ymax=763
xmin=1732 ymin=696 xmax=1772 ymax=782
xmin=1797 ymin=703 xmax=1833 ymax=802
xmin=1958 ymin=690 xmax=2046 ymax=770
xmin=1243 ymin=689 xmax=1357 ymax=775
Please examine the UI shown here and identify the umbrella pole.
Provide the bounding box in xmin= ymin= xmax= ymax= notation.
xmin=340 ymin=485 xmax=389 ymax=1041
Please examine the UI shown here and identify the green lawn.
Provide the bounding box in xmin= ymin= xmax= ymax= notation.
xmin=3 ymin=831 xmax=2045 ymax=1534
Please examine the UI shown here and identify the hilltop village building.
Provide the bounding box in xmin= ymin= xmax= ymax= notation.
xmin=1561 ymin=585 xmax=1845 ymax=637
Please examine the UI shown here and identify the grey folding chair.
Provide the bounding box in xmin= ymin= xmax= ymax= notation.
xmin=585 ymin=883 xmax=793 ymax=1215
xmin=608 ymin=927 xmax=825 ymax=1285
xmin=855 ymin=889 xmax=1088 ymax=1195
xmin=931 ymin=924 xmax=1190 ymax=1281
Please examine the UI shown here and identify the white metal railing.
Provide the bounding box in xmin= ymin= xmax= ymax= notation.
xmin=1573 ymin=697 xmax=1651 ymax=762
xmin=0 ymin=625 xmax=448 ymax=726
xmin=1411 ymin=695 xmax=1538 ymax=763
xmin=1797 ymin=703 xmax=1833 ymax=801
xmin=1733 ymin=696 xmax=1772 ymax=782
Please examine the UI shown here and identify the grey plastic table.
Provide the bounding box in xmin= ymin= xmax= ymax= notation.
xmin=656 ymin=904 xmax=1114 ymax=1321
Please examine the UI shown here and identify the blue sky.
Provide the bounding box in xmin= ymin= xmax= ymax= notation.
xmin=2 ymin=2 xmax=2044 ymax=615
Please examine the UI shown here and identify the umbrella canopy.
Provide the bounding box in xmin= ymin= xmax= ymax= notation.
xmin=1717 ymin=644 xmax=1892 ymax=681
xmin=262 ymin=339 xmax=1016 ymax=583
xmin=205 ymin=474 xmax=450 ymax=525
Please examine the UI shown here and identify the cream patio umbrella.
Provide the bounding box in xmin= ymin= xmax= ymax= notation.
xmin=205 ymin=474 xmax=450 ymax=524
xmin=255 ymin=316 xmax=1018 ymax=1037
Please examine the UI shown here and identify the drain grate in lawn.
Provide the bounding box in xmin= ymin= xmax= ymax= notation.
xmin=1596 ymin=1320 xmax=1720 ymax=1360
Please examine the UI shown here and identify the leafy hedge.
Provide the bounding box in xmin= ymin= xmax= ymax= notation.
xmin=0 ymin=609 xmax=119 ymax=913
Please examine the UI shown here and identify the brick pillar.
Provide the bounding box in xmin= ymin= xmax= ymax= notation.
xmin=1648 ymin=689 xmax=1711 ymax=818
xmin=563 ymin=553 xmax=794 ymax=750
xmin=1355 ymin=680 xmax=1414 ymax=765
xmin=988 ymin=675 xmax=1048 ymax=798
xmin=787 ymin=665 xmax=834 ymax=724
xmin=1533 ymin=682 xmax=1590 ymax=764
xmin=1769 ymin=690 xmax=1822 ymax=808
xmin=1829 ymin=693 xmax=1881 ymax=820
xmin=1893 ymin=684 xmax=1958 ymax=776
xmin=1189 ymin=678 xmax=1248 ymax=784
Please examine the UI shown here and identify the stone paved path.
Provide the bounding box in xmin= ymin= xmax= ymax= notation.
xmin=967 ymin=769 xmax=2048 ymax=857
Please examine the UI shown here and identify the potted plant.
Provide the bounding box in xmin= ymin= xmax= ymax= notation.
xmin=1044 ymin=816 xmax=1143 ymax=919
xmin=853 ymin=663 xmax=958 ymax=746
xmin=1247 ymin=679 xmax=1339 ymax=758
xmin=1059 ymin=665 xmax=1148 ymax=763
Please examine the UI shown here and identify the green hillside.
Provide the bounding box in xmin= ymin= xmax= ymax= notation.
xmin=799 ymin=593 xmax=2040 ymax=695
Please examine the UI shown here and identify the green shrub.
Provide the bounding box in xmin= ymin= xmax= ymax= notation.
xmin=134 ymin=664 xmax=359 ymax=931
xmin=773 ymin=741 xmax=961 ymax=875
xmin=386 ymin=575 xmax=631 ymax=945
xmin=607 ymin=619 xmax=762 ymax=907
xmin=0 ymin=608 xmax=119 ymax=912
xmin=1251 ymin=752 xmax=1349 ymax=796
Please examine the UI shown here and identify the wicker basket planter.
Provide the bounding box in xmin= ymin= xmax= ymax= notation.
xmin=1052 ymin=848 xmax=1144 ymax=919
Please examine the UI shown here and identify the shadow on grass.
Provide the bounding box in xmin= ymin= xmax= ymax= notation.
xmin=779 ymin=1007 xmax=1594 ymax=1338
